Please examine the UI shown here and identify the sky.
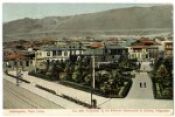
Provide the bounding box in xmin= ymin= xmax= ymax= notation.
xmin=3 ymin=3 xmax=157 ymax=22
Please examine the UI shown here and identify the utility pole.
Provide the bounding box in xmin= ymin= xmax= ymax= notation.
xmin=90 ymin=43 xmax=100 ymax=108
xmin=91 ymin=55 xmax=96 ymax=108
xmin=92 ymin=55 xmax=95 ymax=89
xmin=34 ymin=51 xmax=37 ymax=73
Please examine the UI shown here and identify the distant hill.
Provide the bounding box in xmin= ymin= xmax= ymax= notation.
xmin=57 ymin=5 xmax=173 ymax=30
xmin=3 ymin=5 xmax=173 ymax=41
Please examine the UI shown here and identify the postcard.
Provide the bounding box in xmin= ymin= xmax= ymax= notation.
xmin=2 ymin=2 xmax=174 ymax=116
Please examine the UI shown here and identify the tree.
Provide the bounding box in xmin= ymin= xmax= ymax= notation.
xmin=154 ymin=57 xmax=163 ymax=72
xmin=72 ymin=60 xmax=83 ymax=83
xmin=156 ymin=64 xmax=169 ymax=78
xmin=112 ymin=69 xmax=124 ymax=87
xmin=163 ymin=57 xmax=173 ymax=76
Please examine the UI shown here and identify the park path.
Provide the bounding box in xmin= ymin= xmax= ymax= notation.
xmin=127 ymin=72 xmax=154 ymax=99
xmin=127 ymin=62 xmax=154 ymax=99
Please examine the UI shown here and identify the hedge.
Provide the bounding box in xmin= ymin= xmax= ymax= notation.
xmin=29 ymin=71 xmax=133 ymax=98
xmin=29 ymin=71 xmax=56 ymax=81
xmin=6 ymin=72 xmax=30 ymax=84
xmin=151 ymin=77 xmax=173 ymax=99
xmin=59 ymin=79 xmax=132 ymax=98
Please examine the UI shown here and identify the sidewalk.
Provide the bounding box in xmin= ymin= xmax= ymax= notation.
xmin=8 ymin=71 xmax=109 ymax=107
xmin=4 ymin=74 xmax=86 ymax=109
xmin=140 ymin=62 xmax=152 ymax=71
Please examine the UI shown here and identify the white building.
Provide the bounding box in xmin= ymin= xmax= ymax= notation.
xmin=32 ymin=47 xmax=85 ymax=70
xmin=35 ymin=47 xmax=85 ymax=62
xmin=128 ymin=46 xmax=148 ymax=61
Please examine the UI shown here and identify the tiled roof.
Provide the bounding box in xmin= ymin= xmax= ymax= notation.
xmin=88 ymin=42 xmax=103 ymax=48
xmin=4 ymin=51 xmax=26 ymax=61
xmin=41 ymin=47 xmax=85 ymax=51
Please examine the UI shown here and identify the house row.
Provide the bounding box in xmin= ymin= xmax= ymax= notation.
xmin=4 ymin=38 xmax=173 ymax=70
xmin=3 ymin=49 xmax=35 ymax=71
xmin=34 ymin=39 xmax=173 ymax=63
xmin=35 ymin=47 xmax=84 ymax=61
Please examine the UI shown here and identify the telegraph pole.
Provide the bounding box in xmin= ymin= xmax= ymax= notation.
xmin=90 ymin=43 xmax=100 ymax=108
xmin=92 ymin=55 xmax=95 ymax=89
xmin=34 ymin=51 xmax=37 ymax=73
xmin=91 ymin=55 xmax=95 ymax=108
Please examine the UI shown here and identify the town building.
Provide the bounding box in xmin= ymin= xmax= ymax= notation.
xmin=146 ymin=45 xmax=159 ymax=59
xmin=163 ymin=41 xmax=173 ymax=57
xmin=3 ymin=49 xmax=35 ymax=71
xmin=128 ymin=46 xmax=148 ymax=61
xmin=84 ymin=42 xmax=128 ymax=62
xmin=35 ymin=47 xmax=85 ymax=62
xmin=128 ymin=38 xmax=159 ymax=61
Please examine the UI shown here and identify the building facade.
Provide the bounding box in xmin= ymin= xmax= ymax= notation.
xmin=163 ymin=41 xmax=173 ymax=57
xmin=35 ymin=47 xmax=85 ymax=62
xmin=128 ymin=39 xmax=160 ymax=61
xmin=128 ymin=46 xmax=148 ymax=61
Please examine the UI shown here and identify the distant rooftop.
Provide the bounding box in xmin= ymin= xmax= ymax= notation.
xmin=41 ymin=47 xmax=85 ymax=51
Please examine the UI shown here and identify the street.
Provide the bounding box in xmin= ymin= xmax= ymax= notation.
xmin=4 ymin=74 xmax=85 ymax=109
xmin=3 ymin=79 xmax=63 ymax=109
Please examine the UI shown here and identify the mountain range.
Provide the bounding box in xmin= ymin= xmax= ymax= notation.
xmin=3 ymin=5 xmax=173 ymax=41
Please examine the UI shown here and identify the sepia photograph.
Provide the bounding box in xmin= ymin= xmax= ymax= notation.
xmin=2 ymin=3 xmax=174 ymax=116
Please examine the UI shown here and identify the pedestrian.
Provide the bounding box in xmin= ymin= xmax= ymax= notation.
xmin=5 ymin=62 xmax=9 ymax=74
xmin=16 ymin=68 xmax=23 ymax=86
xmin=140 ymin=82 xmax=142 ymax=88
xmin=144 ymin=82 xmax=146 ymax=88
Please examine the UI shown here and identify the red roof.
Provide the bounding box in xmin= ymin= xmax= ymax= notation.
xmin=143 ymin=41 xmax=154 ymax=44
xmin=131 ymin=39 xmax=160 ymax=48
xmin=89 ymin=42 xmax=103 ymax=48
xmin=4 ymin=51 xmax=26 ymax=61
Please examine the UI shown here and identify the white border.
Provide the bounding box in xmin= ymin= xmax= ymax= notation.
xmin=0 ymin=0 xmax=174 ymax=3
xmin=0 ymin=0 xmax=174 ymax=117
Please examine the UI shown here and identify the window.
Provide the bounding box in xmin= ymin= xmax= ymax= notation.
xmin=20 ymin=61 xmax=23 ymax=66
xmin=64 ymin=51 xmax=68 ymax=56
xmin=26 ymin=61 xmax=29 ymax=66
xmin=72 ymin=50 xmax=76 ymax=55
xmin=132 ymin=54 xmax=135 ymax=58
xmin=53 ymin=50 xmax=56 ymax=56
xmin=47 ymin=51 xmax=50 ymax=56
xmin=14 ymin=61 xmax=17 ymax=66
xmin=57 ymin=50 xmax=62 ymax=56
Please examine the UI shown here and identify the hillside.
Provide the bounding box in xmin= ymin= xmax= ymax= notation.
xmin=57 ymin=5 xmax=173 ymax=30
xmin=3 ymin=5 xmax=173 ymax=41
